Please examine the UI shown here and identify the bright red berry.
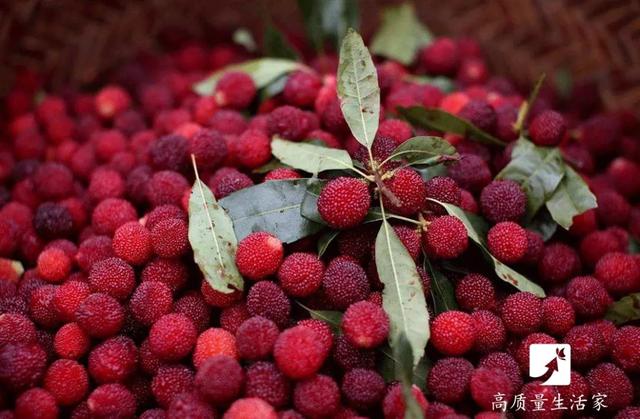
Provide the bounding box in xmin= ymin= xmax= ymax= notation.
xmin=487 ymin=221 xmax=528 ymax=263
xmin=317 ymin=177 xmax=371 ymax=229
xmin=430 ymin=311 xmax=476 ymax=355
xmin=236 ymin=232 xmax=284 ymax=281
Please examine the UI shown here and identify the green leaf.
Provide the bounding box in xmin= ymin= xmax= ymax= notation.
xmin=263 ymin=24 xmax=299 ymax=60
xmin=318 ymin=230 xmax=339 ymax=257
xmin=378 ymin=346 xmax=429 ymax=388
xmin=405 ymin=75 xmax=456 ymax=93
xmin=416 ymin=164 xmax=447 ymax=181
xmin=386 ymin=136 xmax=458 ymax=167
xmin=554 ymin=68 xmax=573 ymax=101
xmin=605 ymin=293 xmax=640 ymax=325
xmin=219 ymin=179 xmax=323 ymax=244
xmin=297 ymin=301 xmax=343 ymax=333
xmin=193 ymin=58 xmax=302 ymax=95
xmin=253 ymin=159 xmax=290 ymax=174
xmin=393 ymin=333 xmax=426 ymax=419
xmin=546 ymin=166 xmax=597 ymax=230
xmin=297 ymin=0 xmax=359 ymax=51
xmin=188 ymin=164 xmax=244 ymax=294
xmin=370 ymin=3 xmax=432 ymax=65
xmin=496 ymin=138 xmax=565 ymax=221
xmin=375 ymin=220 xmax=429 ymax=368
xmin=271 ymin=137 xmax=354 ymax=175
xmin=300 ymin=179 xmax=327 ymax=224
xmin=424 ymin=259 xmax=458 ymax=315
xmin=629 ymin=238 xmax=640 ymax=254
xmin=398 ymin=106 xmax=505 ymax=147
xmin=430 ymin=199 xmax=546 ymax=297
xmin=232 ymin=28 xmax=257 ymax=52
xmin=260 ymin=75 xmax=289 ymax=101
xmin=337 ymin=29 xmax=380 ymax=150
xmin=525 ymin=209 xmax=558 ymax=241
xmin=514 ymin=74 xmax=545 ymax=134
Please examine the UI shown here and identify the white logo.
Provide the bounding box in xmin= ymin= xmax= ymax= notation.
xmin=529 ymin=344 xmax=571 ymax=385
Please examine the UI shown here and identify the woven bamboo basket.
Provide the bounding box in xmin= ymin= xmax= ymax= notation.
xmin=1 ymin=0 xmax=639 ymax=112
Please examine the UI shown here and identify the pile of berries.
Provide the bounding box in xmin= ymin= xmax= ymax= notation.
xmin=1 ymin=24 xmax=639 ymax=419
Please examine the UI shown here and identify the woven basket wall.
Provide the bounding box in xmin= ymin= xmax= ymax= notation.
xmin=1 ymin=0 xmax=639 ymax=112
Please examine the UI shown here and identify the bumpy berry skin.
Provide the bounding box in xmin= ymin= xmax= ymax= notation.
xmin=151 ymin=365 xmax=194 ymax=408
xmin=219 ymin=303 xmax=249 ymax=335
xmin=44 ymin=359 xmax=89 ymax=405
xmin=150 ymin=218 xmax=189 ymax=258
xmin=91 ymin=198 xmax=137 ymax=236
xmin=293 ymin=374 xmax=340 ymax=418
xmin=487 ymin=221 xmax=528 ymax=263
xmin=209 ymin=167 xmax=254 ymax=199
xmin=75 ymin=293 xmax=125 ymax=338
xmin=317 ymin=177 xmax=371 ymax=229
xmin=322 ymin=257 xmax=370 ymax=310
xmin=129 ymin=281 xmax=173 ymax=326
xmin=420 ymin=37 xmax=460 ymax=75
xmin=448 ymin=154 xmax=492 ymax=193
xmin=587 ymin=363 xmax=634 ymax=410
xmin=236 ymin=232 xmax=284 ymax=281
xmin=382 ymin=168 xmax=427 ymax=216
xmin=455 ymin=273 xmax=496 ymax=311
xmin=458 ymin=100 xmax=496 ymax=133
xmin=538 ymin=243 xmax=581 ymax=284
xmin=195 ymin=355 xmax=244 ymax=406
xmin=37 ymin=247 xmax=71 ymax=282
xmin=424 ymin=215 xmax=468 ymax=259
xmin=54 ymin=323 xmax=90 ymax=359
xmin=246 ymin=281 xmax=291 ymax=328
xmin=87 ymin=383 xmax=137 ymax=418
xmin=224 ymin=397 xmax=278 ymax=419
xmin=149 ymin=313 xmax=197 ymax=362
xmin=88 ymin=336 xmax=138 ymax=383
xmin=341 ymin=368 xmax=385 ymax=410
xmin=500 ymin=292 xmax=542 ymax=335
xmin=264 ymin=168 xmax=302 ymax=181
xmin=529 ymin=110 xmax=566 ymax=146
xmin=89 ymin=257 xmax=136 ymax=300
xmin=0 ymin=342 xmax=47 ymax=391
xmin=479 ymin=352 xmax=523 ymax=391
xmin=298 ymin=319 xmax=333 ymax=355
xmin=520 ymin=381 xmax=560 ymax=417
xmin=268 ymin=105 xmax=316 ymax=141
xmin=427 ymin=357 xmax=473 ymax=404
xmin=167 ymin=391 xmax=215 ymax=419
xmin=284 ymin=70 xmax=322 ymax=108
xmin=579 ymin=229 xmax=626 ymax=268
xmin=236 ymin=316 xmax=279 ymax=360
xmin=470 ymin=368 xmax=514 ymax=410
xmin=215 ymin=71 xmax=256 ymax=109
xmin=145 ymin=258 xmax=188 ymax=293
xmin=383 ymin=383 xmax=428 ymax=419
xmin=471 ymin=310 xmax=506 ymax=354
xmin=539 ymin=296 xmax=575 ymax=337
xmin=112 ymin=221 xmax=153 ymax=265
xmin=245 ymin=361 xmax=291 ymax=408
xmin=424 ymin=176 xmax=461 ymax=214
xmin=480 ymin=180 xmax=526 ymax=223
xmin=34 ymin=202 xmax=74 ymax=239
xmin=174 ymin=291 xmax=211 ymax=332
xmin=595 ymin=252 xmax=640 ymax=295
xmin=596 ymin=189 xmax=630 ymax=226
xmin=277 ymin=252 xmax=324 ymax=297
xmin=193 ymin=328 xmax=238 ymax=368
xmin=274 ymin=325 xmax=327 ymax=379
xmin=189 ymin=129 xmax=227 ymax=171
xmin=612 ymin=326 xmax=640 ymax=373
xmin=15 ymin=388 xmax=59 ymax=419
xmin=53 ymin=281 xmax=91 ymax=323
xmin=341 ymin=301 xmax=389 ymax=349
xmin=566 ymin=275 xmax=612 ymax=319
xmin=431 ymin=311 xmax=476 ymax=356
xmin=563 ymin=325 xmax=606 ymax=367
xmin=0 ymin=313 xmax=37 ymax=346
xmin=234 ymin=129 xmax=272 ymax=169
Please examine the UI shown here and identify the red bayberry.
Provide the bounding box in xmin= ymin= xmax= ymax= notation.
xmin=317 ymin=177 xmax=371 ymax=229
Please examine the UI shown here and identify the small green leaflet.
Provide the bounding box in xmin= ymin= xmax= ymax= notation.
xmin=219 ymin=179 xmax=323 ymax=244
xmin=430 ymin=199 xmax=546 ymax=297
xmin=398 ymin=106 xmax=505 ymax=147
xmin=317 ymin=230 xmax=339 ymax=257
xmin=300 ymin=179 xmax=327 ymax=224
xmin=337 ymin=29 xmax=380 ymax=150
xmin=393 ymin=333 xmax=426 ymax=419
xmin=424 ymin=258 xmax=458 ymax=315
xmin=545 ymin=166 xmax=597 ymax=230
xmin=188 ymin=158 xmax=243 ymax=294
xmin=232 ymin=28 xmax=257 ymax=52
xmin=375 ymin=220 xmax=429 ymax=368
xmin=271 ymin=137 xmax=354 ymax=175
xmin=370 ymin=3 xmax=432 ymax=65
xmin=385 ymin=136 xmax=458 ymax=167
xmin=297 ymin=301 xmax=343 ymax=332
xmin=514 ymin=74 xmax=545 ymax=134
xmin=263 ymin=24 xmax=299 ymax=60
xmin=496 ymin=138 xmax=565 ymax=221
xmin=405 ymin=75 xmax=456 ymax=93
xmin=297 ymin=0 xmax=359 ymax=51
xmin=193 ymin=58 xmax=302 ymax=95
xmin=605 ymin=293 xmax=640 ymax=325
xmin=525 ymin=209 xmax=558 ymax=241
xmin=253 ymin=159 xmax=289 ymax=174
